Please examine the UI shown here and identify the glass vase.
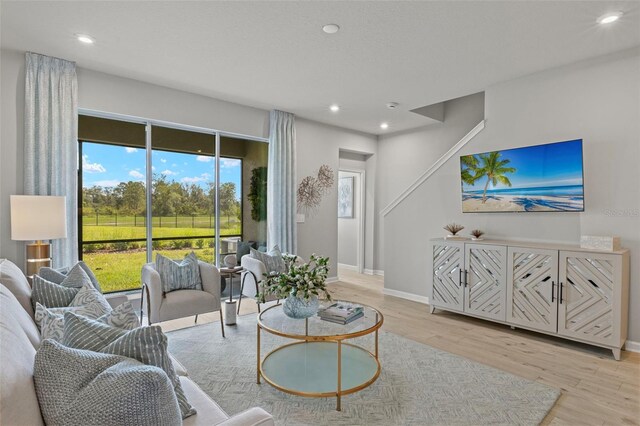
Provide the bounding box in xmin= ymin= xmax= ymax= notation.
xmin=283 ymin=293 xmax=319 ymax=319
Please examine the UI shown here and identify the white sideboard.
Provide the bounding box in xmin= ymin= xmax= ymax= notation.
xmin=429 ymin=238 xmax=630 ymax=360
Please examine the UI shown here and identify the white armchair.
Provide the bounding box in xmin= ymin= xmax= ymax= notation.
xmin=237 ymin=254 xmax=303 ymax=313
xmin=141 ymin=260 xmax=225 ymax=337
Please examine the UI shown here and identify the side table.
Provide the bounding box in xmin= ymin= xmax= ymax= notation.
xmin=220 ymin=266 xmax=244 ymax=325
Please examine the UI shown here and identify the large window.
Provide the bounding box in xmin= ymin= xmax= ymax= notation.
xmin=78 ymin=115 xmax=267 ymax=293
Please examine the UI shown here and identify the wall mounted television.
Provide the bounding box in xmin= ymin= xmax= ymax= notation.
xmin=460 ymin=139 xmax=584 ymax=213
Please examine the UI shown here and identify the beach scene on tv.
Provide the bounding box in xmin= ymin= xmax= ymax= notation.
xmin=460 ymin=139 xmax=584 ymax=213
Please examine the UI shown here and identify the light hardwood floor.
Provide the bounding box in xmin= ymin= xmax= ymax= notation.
xmin=160 ymin=268 xmax=639 ymax=425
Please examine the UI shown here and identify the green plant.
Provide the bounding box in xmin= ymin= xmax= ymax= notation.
xmin=196 ymin=239 xmax=205 ymax=249
xmin=248 ymin=167 xmax=267 ymax=221
xmin=258 ymin=254 xmax=332 ymax=303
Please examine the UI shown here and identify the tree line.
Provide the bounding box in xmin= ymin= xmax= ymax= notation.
xmin=82 ymin=174 xmax=240 ymax=220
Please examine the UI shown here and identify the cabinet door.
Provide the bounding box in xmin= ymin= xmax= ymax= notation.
xmin=558 ymin=251 xmax=620 ymax=346
xmin=464 ymin=244 xmax=507 ymax=321
xmin=431 ymin=242 xmax=464 ymax=312
xmin=506 ymin=247 xmax=558 ymax=333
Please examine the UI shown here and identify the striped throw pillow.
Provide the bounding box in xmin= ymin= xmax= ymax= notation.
xmin=62 ymin=313 xmax=195 ymax=419
xmin=156 ymin=252 xmax=202 ymax=294
xmin=250 ymin=245 xmax=286 ymax=275
xmin=39 ymin=261 xmax=102 ymax=292
xmin=32 ymin=265 xmax=92 ymax=309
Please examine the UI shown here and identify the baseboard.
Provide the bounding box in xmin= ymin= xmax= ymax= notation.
xmin=326 ymin=276 xmax=339 ymax=284
xmin=382 ymin=288 xmax=429 ymax=305
xmin=363 ymin=268 xmax=384 ymax=276
xmin=625 ymin=340 xmax=640 ymax=353
xmin=337 ymin=263 xmax=359 ymax=272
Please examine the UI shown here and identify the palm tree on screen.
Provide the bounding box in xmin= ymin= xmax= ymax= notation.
xmin=460 ymin=155 xmax=480 ymax=186
xmin=475 ymin=152 xmax=516 ymax=203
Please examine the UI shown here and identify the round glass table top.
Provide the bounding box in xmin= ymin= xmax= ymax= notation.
xmin=258 ymin=300 xmax=383 ymax=340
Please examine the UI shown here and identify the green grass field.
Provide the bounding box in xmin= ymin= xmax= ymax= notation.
xmin=84 ymin=247 xmax=216 ymax=293
xmin=81 ymin=215 xmax=242 ymax=292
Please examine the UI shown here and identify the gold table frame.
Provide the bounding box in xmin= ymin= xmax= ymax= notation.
xmin=256 ymin=302 xmax=383 ymax=411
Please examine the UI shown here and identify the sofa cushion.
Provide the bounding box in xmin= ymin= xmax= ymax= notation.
xmin=62 ymin=313 xmax=196 ymax=419
xmin=34 ymin=339 xmax=181 ymax=426
xmin=0 ymin=258 xmax=35 ymax=318
xmin=156 ymin=252 xmax=203 ymax=294
xmin=39 ymin=261 xmax=102 ymax=293
xmin=180 ymin=376 xmax=229 ymax=426
xmin=0 ymin=285 xmax=44 ymax=426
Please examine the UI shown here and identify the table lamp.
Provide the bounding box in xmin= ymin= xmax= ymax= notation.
xmin=10 ymin=195 xmax=67 ymax=278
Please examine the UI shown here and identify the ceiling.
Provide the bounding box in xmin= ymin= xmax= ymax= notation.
xmin=2 ymin=1 xmax=639 ymax=135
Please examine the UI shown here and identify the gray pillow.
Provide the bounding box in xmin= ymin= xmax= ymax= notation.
xmin=34 ymin=339 xmax=181 ymax=426
xmin=62 ymin=313 xmax=195 ymax=419
xmin=35 ymin=297 xmax=139 ymax=342
xmin=156 ymin=252 xmax=202 ymax=294
xmin=236 ymin=241 xmax=252 ymax=262
xmin=31 ymin=265 xmax=92 ymax=309
xmin=39 ymin=261 xmax=102 ymax=292
xmin=250 ymin=245 xmax=286 ymax=274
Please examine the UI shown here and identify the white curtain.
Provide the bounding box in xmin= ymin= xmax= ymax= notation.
xmin=24 ymin=52 xmax=78 ymax=268
xmin=267 ymin=110 xmax=297 ymax=253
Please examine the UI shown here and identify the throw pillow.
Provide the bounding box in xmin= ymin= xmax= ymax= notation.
xmin=250 ymin=244 xmax=286 ymax=274
xmin=31 ymin=265 xmax=92 ymax=309
xmin=34 ymin=339 xmax=181 ymax=426
xmin=39 ymin=261 xmax=102 ymax=292
xmin=236 ymin=241 xmax=252 ymax=262
xmin=35 ymin=298 xmax=139 ymax=342
xmin=62 ymin=313 xmax=195 ymax=419
xmin=156 ymin=252 xmax=202 ymax=294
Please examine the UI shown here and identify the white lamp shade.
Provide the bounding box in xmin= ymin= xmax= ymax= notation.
xmin=10 ymin=195 xmax=68 ymax=241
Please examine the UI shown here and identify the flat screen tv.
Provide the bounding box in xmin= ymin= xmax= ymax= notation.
xmin=460 ymin=139 xmax=584 ymax=213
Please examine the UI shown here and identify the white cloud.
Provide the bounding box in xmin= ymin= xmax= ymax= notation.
xmin=196 ymin=155 xmax=212 ymax=162
xmin=180 ymin=172 xmax=212 ymax=184
xmin=160 ymin=158 xmax=167 ymax=163
xmin=92 ymin=179 xmax=121 ymax=187
xmin=181 ymin=176 xmax=207 ymax=184
xmin=220 ymin=158 xmax=241 ymax=168
xmin=129 ymin=170 xmax=144 ymax=179
xmin=125 ymin=147 xmax=138 ymax=153
xmin=161 ymin=169 xmax=178 ymax=176
xmin=82 ymin=155 xmax=106 ymax=173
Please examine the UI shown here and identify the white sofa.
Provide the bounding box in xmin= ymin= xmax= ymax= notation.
xmin=0 ymin=259 xmax=274 ymax=426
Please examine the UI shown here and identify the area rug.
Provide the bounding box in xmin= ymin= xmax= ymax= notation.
xmin=167 ymin=316 xmax=560 ymax=425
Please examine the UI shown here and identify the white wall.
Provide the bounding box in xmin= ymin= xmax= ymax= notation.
xmin=383 ymin=48 xmax=640 ymax=341
xmin=295 ymin=118 xmax=377 ymax=279
xmin=375 ymin=92 xmax=486 ymax=270
xmin=337 ymin=169 xmax=361 ymax=267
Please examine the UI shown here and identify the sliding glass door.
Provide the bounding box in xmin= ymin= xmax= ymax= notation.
xmin=78 ymin=114 xmax=267 ymax=293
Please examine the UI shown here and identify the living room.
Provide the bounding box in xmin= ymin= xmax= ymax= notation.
xmin=1 ymin=1 xmax=639 ymax=425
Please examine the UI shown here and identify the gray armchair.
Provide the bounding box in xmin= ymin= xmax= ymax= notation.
xmin=141 ymin=260 xmax=225 ymax=337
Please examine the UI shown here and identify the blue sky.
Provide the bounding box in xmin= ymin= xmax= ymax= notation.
xmin=461 ymin=139 xmax=583 ymax=191
xmin=81 ymin=142 xmax=242 ymax=197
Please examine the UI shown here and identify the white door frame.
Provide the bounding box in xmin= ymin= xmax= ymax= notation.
xmin=338 ymin=168 xmax=366 ymax=274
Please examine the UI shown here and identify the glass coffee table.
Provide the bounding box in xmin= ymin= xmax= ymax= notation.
xmin=256 ymin=301 xmax=383 ymax=411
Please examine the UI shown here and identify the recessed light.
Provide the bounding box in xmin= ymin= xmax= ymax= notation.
xmin=597 ymin=11 xmax=623 ymax=24
xmin=76 ymin=34 xmax=95 ymax=44
xmin=380 ymin=123 xmax=389 ymax=130
xmin=322 ymin=24 xmax=340 ymax=34
xmin=329 ymin=104 xmax=340 ymax=112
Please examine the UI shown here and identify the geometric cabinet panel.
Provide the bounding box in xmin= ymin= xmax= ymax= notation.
xmin=558 ymin=251 xmax=618 ymax=347
xmin=431 ymin=243 xmax=464 ymax=312
xmin=506 ymin=247 xmax=558 ymax=333
xmin=464 ymin=244 xmax=506 ymax=322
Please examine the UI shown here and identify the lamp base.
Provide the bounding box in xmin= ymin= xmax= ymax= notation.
xmin=26 ymin=241 xmax=51 ymax=281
